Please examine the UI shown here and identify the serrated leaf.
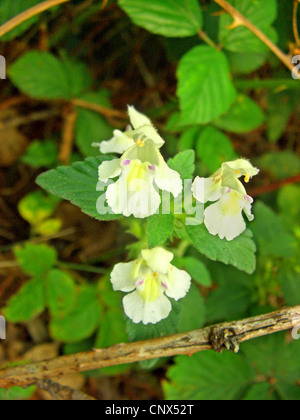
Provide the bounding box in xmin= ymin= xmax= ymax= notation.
xmin=243 ymin=383 xmax=276 ymax=400
xmin=50 ymin=286 xmax=101 ymax=343
xmin=177 ymin=46 xmax=237 ymax=125
xmin=195 ymin=126 xmax=237 ymax=172
xmin=164 ymin=350 xmax=255 ymax=400
xmin=4 ymin=278 xmax=45 ymax=322
xmin=36 ymin=156 xmax=121 ymax=221
xmin=14 ymin=244 xmax=57 ymax=278
xmin=167 ymin=150 xmax=195 ymax=180
xmin=214 ymin=94 xmax=265 ymax=133
xmin=186 ymin=225 xmax=256 ymax=274
xmin=147 ymin=213 xmax=175 ymax=247
xmin=219 ymin=0 xmax=278 ymax=54
xmin=46 ymin=270 xmax=77 ymax=318
xmin=118 ymin=0 xmax=203 ymax=37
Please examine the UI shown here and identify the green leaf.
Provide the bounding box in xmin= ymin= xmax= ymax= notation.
xmin=46 ymin=270 xmax=77 ymax=318
xmin=226 ymin=50 xmax=268 ymax=75
xmin=18 ymin=191 xmax=61 ymax=226
xmin=278 ymin=185 xmax=300 ymax=228
xmin=36 ymin=156 xmax=121 ymax=221
xmin=267 ymin=90 xmax=298 ymax=143
xmin=241 ymin=332 xmax=300 ymax=386
xmin=50 ymin=286 xmax=101 ymax=343
xmin=195 ymin=126 xmax=237 ymax=172
xmin=164 ymin=350 xmax=255 ymax=400
xmin=280 ymin=268 xmax=300 ymax=307
xmin=147 ymin=213 xmax=175 ymax=248
xmin=4 ymin=278 xmax=45 ymax=322
xmin=206 ymin=275 xmax=253 ymax=323
xmin=14 ymin=244 xmax=57 ymax=278
xmin=180 ymin=257 xmax=212 ymax=287
xmin=243 ymin=383 xmax=276 ymax=400
xmin=177 ymin=283 xmax=206 ymax=333
xmin=21 ymin=139 xmax=58 ymax=168
xmin=118 ymin=0 xmax=203 ymax=37
xmin=167 ymin=150 xmax=195 ymax=180
xmin=0 ymin=386 xmax=36 ymax=401
xmin=219 ymin=0 xmax=278 ymax=53
xmin=255 ymin=151 xmax=300 ymax=180
xmin=75 ymin=91 xmax=114 ymax=157
xmin=214 ymin=94 xmax=265 ymax=133
xmin=186 ymin=225 xmax=257 ymax=274
xmin=0 ymin=0 xmax=42 ymax=41
xmin=251 ymin=202 xmax=297 ymax=258
xmin=9 ymin=52 xmax=91 ymax=100
xmin=177 ymin=46 xmax=237 ymax=125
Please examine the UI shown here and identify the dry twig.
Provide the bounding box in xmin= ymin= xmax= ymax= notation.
xmin=213 ymin=0 xmax=295 ymax=72
xmin=0 ymin=305 xmax=299 ymax=389
xmin=0 ymin=0 xmax=70 ymax=38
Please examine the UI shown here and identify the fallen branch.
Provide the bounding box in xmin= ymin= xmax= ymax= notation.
xmin=0 ymin=0 xmax=70 ymax=38
xmin=0 ymin=305 xmax=299 ymax=389
xmin=213 ymin=0 xmax=294 ymax=73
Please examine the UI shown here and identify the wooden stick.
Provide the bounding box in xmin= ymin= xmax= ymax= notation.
xmin=0 ymin=305 xmax=299 ymax=389
xmin=0 ymin=0 xmax=70 ymax=38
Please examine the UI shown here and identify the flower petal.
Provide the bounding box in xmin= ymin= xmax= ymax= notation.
xmin=204 ymin=192 xmax=247 ymax=241
xmin=110 ymin=261 xmax=138 ymax=292
xmin=128 ymin=106 xmax=164 ymax=148
xmin=100 ymin=130 xmax=135 ymax=154
xmin=155 ymin=157 xmax=183 ymax=198
xmin=141 ymin=247 xmax=174 ymax=274
xmin=123 ymin=290 xmax=172 ymax=324
xmin=98 ymin=159 xmax=121 ymax=182
xmin=192 ymin=176 xmax=224 ymax=204
xmin=164 ymin=265 xmax=191 ymax=301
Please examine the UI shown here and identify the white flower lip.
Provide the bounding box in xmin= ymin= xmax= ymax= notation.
xmin=192 ymin=158 xmax=259 ymax=241
xmin=110 ymin=247 xmax=191 ymax=325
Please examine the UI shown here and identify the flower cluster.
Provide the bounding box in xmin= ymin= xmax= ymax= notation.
xmin=96 ymin=106 xmax=182 ymax=218
xmin=111 ymin=247 xmax=191 ymax=325
xmin=97 ymin=106 xmax=259 ymax=324
xmin=192 ymin=159 xmax=259 ymax=241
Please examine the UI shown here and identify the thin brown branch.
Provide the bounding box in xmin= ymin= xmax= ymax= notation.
xmin=0 ymin=305 xmax=299 ymax=389
xmin=0 ymin=0 xmax=70 ymax=38
xmin=213 ymin=0 xmax=294 ymax=72
xmin=293 ymin=0 xmax=300 ymax=47
xmin=248 ymin=174 xmax=300 ymax=197
xmin=59 ymin=105 xmax=77 ymax=165
xmin=71 ymin=98 xmax=127 ymax=120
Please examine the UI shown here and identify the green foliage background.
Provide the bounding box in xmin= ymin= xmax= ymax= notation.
xmin=0 ymin=0 xmax=299 ymax=400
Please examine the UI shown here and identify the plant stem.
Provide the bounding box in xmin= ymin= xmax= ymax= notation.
xmin=213 ymin=0 xmax=295 ymax=73
xmin=0 ymin=305 xmax=299 ymax=388
xmin=0 ymin=0 xmax=70 ymax=38
xmin=197 ymin=29 xmax=218 ymax=49
xmin=293 ymin=0 xmax=300 ymax=47
xmin=235 ymin=79 xmax=300 ymax=90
